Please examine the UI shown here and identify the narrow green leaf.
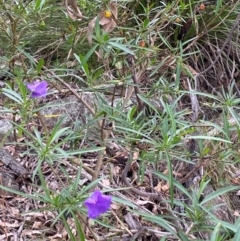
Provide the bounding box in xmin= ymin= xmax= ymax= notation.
xmin=201 ymin=186 xmax=240 ymax=205
xmin=48 ymin=127 xmax=70 ymax=145
xmin=79 ymin=54 xmax=89 ymax=76
xmin=143 ymin=18 xmax=150 ymax=28
xmin=36 ymin=58 xmax=44 ymax=73
xmin=184 ymin=135 xmax=232 ymax=143
xmin=166 ymin=152 xmax=174 ymax=207
xmin=160 ymin=236 xmax=167 ymax=241
xmin=134 ymin=211 xmax=177 ymax=236
xmin=79 ymin=177 xmax=105 ymax=195
xmin=2 ymin=88 xmax=24 ymax=104
xmin=178 ymin=231 xmax=191 ymax=241
xmin=200 ymin=120 xmax=228 ymax=139
xmin=35 ymin=0 xmax=46 ymax=10
xmin=228 ymin=107 xmax=240 ymax=127
xmin=211 ymin=223 xmax=221 ymax=241
xmin=35 ymin=0 xmax=41 ymax=9
xmin=233 ymin=223 xmax=240 ymax=241
xmin=215 ymin=0 xmax=222 ymax=13
xmin=115 ymin=125 xmax=154 ymax=141
xmin=201 ymin=205 xmax=237 ymax=232
xmin=158 ymin=32 xmax=173 ymax=50
xmin=62 ymin=217 xmax=76 ymax=240
xmin=73 ymin=214 xmax=85 ymax=240
xmin=66 ymin=147 xmax=106 ymax=156
xmin=127 ymin=106 xmax=137 ymax=122
xmin=111 ymin=197 xmax=138 ymax=209
xmin=108 ymin=42 xmax=134 ymax=54
xmin=175 ymin=61 xmax=181 ymax=88
xmin=0 ymin=185 xmax=43 ymax=201
xmin=137 ymin=94 xmax=161 ymax=114
xmin=74 ymin=44 xmax=98 ymax=69
xmin=180 ymin=90 xmax=220 ymax=101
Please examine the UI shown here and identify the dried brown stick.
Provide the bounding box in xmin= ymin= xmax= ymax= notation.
xmin=179 ymin=160 xmax=204 ymax=184
xmin=42 ymin=67 xmax=96 ymax=118
xmin=0 ymin=148 xmax=29 ymax=175
xmin=126 ymin=54 xmax=145 ymax=111
xmin=89 ymin=150 xmax=105 ymax=192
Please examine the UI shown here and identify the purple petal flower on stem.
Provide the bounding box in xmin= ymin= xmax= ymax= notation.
xmin=84 ymin=190 xmax=112 ymax=219
xmin=27 ymin=80 xmax=48 ymax=98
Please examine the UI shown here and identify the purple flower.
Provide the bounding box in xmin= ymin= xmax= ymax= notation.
xmin=84 ymin=190 xmax=111 ymax=219
xmin=27 ymin=80 xmax=48 ymax=98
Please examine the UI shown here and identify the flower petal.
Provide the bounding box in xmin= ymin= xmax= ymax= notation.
xmin=84 ymin=190 xmax=111 ymax=219
xmin=27 ymin=81 xmax=48 ymax=98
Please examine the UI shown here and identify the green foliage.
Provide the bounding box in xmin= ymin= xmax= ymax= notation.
xmin=1 ymin=0 xmax=240 ymax=240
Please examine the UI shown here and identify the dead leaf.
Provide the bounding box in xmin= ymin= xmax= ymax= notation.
xmin=10 ymin=207 xmax=19 ymax=216
xmin=87 ymin=18 xmax=97 ymax=46
xmin=99 ymin=17 xmax=110 ymax=25
xmin=32 ymin=221 xmax=43 ymax=229
xmin=154 ymin=181 xmax=169 ymax=192
xmin=0 ymin=233 xmax=14 ymax=240
xmin=182 ymin=63 xmax=199 ymax=76
xmin=102 ymin=179 xmax=110 ymax=186
xmin=0 ymin=220 xmax=20 ymax=228
xmin=234 ymin=210 xmax=240 ymax=216
xmin=22 ymin=230 xmax=42 ymax=236
xmin=87 ymin=2 xmax=118 ymax=46
xmin=64 ymin=0 xmax=87 ymax=21
xmin=95 ymin=49 xmax=104 ymax=61
xmin=132 ymin=151 xmax=139 ymax=161
xmin=112 ymin=165 xmax=121 ymax=176
xmin=236 ymin=190 xmax=240 ymax=195
xmin=152 ymin=204 xmax=158 ymax=214
xmin=154 ymin=181 xmax=162 ymax=192
xmin=50 ymin=234 xmax=64 ymax=240
xmin=135 ymin=200 xmax=154 ymax=205
xmin=161 ymin=184 xmax=169 ymax=192
xmin=111 ymin=203 xmax=120 ymax=210
xmin=22 ymin=211 xmax=44 ymax=218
